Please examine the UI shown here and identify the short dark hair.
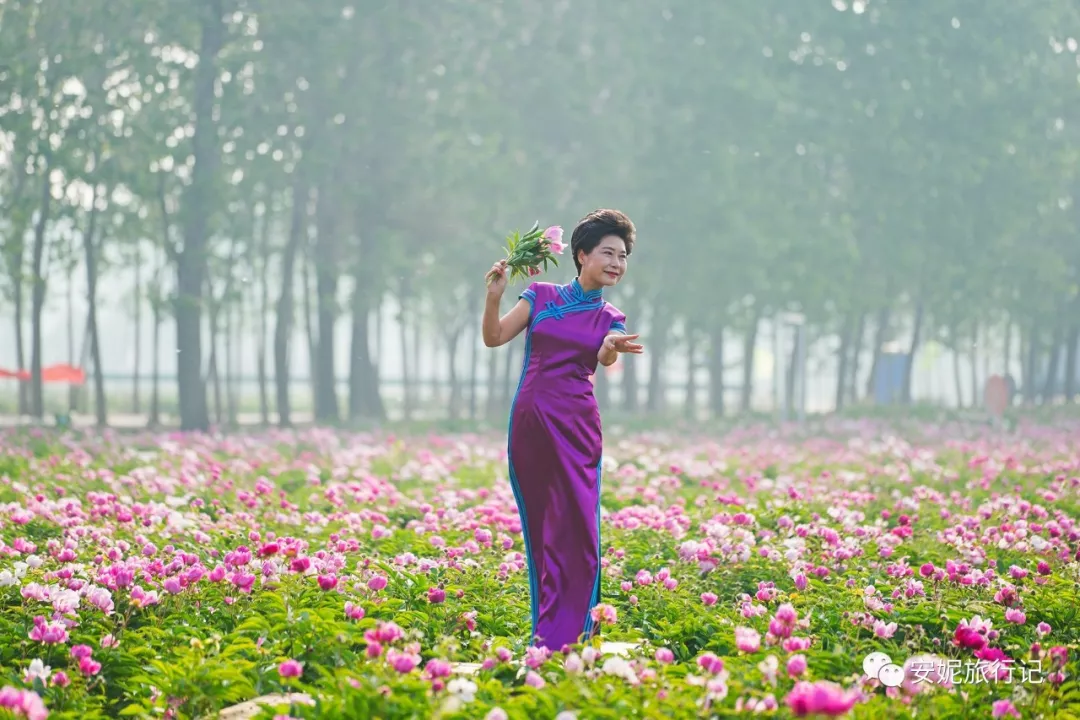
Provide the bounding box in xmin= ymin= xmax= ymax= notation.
xmin=570 ymin=209 xmax=636 ymax=273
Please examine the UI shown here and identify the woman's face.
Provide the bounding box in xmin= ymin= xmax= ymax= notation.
xmin=579 ymin=235 xmax=628 ymax=288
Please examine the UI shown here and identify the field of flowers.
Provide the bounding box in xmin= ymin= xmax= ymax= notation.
xmin=1 ymin=418 xmax=1079 ymax=719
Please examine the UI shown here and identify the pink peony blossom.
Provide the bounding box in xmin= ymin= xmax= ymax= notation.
xmin=735 ymin=626 xmax=761 ymax=653
xmin=784 ymin=680 xmax=860 ymax=717
xmin=278 ymin=659 xmax=303 ymax=678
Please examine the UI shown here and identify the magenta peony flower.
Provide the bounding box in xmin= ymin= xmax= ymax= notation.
xmin=735 ymin=626 xmax=761 ymax=653
xmin=278 ymin=659 xmax=303 ymax=678
xmin=784 ymin=680 xmax=859 ymax=717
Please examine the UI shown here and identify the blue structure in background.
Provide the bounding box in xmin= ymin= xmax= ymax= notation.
xmin=873 ymin=352 xmax=909 ymax=405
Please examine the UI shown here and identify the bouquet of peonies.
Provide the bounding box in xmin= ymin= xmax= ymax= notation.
xmin=488 ymin=222 xmax=566 ymax=285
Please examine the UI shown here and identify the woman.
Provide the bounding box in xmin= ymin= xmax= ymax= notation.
xmin=482 ymin=208 xmax=643 ymax=651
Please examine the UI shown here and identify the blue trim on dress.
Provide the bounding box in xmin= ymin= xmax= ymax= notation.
xmin=581 ymin=456 xmax=604 ymax=640
xmin=520 ymin=287 xmax=537 ymax=310
xmin=507 ymin=278 xmax=609 ymax=646
xmin=507 ymin=300 xmax=541 ymax=642
xmin=569 ymin=277 xmax=603 ymax=302
xmin=609 ymin=321 xmax=627 ymax=334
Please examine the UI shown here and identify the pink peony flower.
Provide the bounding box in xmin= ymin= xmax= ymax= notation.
xmin=787 ymin=654 xmax=807 ymax=677
xmin=992 ymin=699 xmax=1021 ymax=718
xmin=423 ymin=658 xmax=452 ymax=680
xmin=697 ymin=652 xmax=724 ymax=674
xmin=427 ymin=587 xmax=446 ymax=603
xmin=78 ymin=657 xmax=102 ymax=676
xmin=784 ymin=680 xmax=860 ymax=717
xmin=387 ymin=649 xmax=419 ymax=674
xmin=590 ymin=603 xmax=617 ymax=625
xmin=28 ymin=617 xmax=68 ymax=645
xmin=655 ymin=648 xmax=675 ymax=664
xmin=278 ymin=659 xmax=303 ymax=678
xmin=701 ymin=592 xmax=718 ymax=606
xmin=735 ymin=626 xmax=761 ymax=653
xmin=0 ymin=686 xmax=48 ymax=720
xmin=543 ymin=226 xmax=565 ymax=254
xmin=873 ymin=620 xmax=898 ymax=638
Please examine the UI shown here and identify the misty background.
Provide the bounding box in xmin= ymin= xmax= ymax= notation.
xmin=2 ymin=0 xmax=1079 ymax=429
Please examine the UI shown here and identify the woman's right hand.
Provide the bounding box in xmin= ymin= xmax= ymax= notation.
xmin=485 ymin=259 xmax=508 ymax=296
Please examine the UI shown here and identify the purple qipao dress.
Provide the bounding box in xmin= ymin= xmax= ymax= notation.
xmin=507 ymin=277 xmax=627 ymax=650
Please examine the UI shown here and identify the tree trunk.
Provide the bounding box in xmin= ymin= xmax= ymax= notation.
xmin=374 ymin=298 xmax=382 ymax=387
xmin=6 ymin=205 xmax=29 ymax=416
xmin=347 ymin=225 xmax=385 ymax=422
xmin=133 ymin=243 xmax=142 ymax=414
xmin=952 ymin=334 xmax=965 ymax=409
xmin=208 ymin=298 xmax=222 ymax=425
xmin=485 ymin=349 xmax=500 ymax=420
xmin=501 ymin=343 xmax=517 ymax=414
xmin=864 ymin=305 xmax=891 ymax=401
xmin=149 ymin=293 xmax=162 ymax=427
xmin=621 ymin=342 xmax=639 ymax=413
xmin=848 ymin=312 xmax=865 ymax=405
xmin=313 ymin=185 xmax=340 ymax=423
xmin=225 ymin=293 xmax=237 ymax=427
xmin=274 ymin=178 xmax=307 ymax=427
xmin=684 ymin=325 xmax=697 ymax=419
xmin=785 ymin=327 xmax=798 ymax=413
xmin=707 ymin=318 xmax=724 ymax=418
xmin=621 ymin=295 xmax=640 ymax=413
xmin=970 ymin=321 xmax=981 ymax=408
xmin=66 ymin=234 xmax=77 ymax=412
xmin=1041 ymin=325 xmax=1063 ymax=405
xmin=256 ymin=202 xmax=272 ymax=425
xmin=467 ymin=292 xmax=480 ymax=421
xmin=175 ymin=0 xmax=223 ymax=432
xmin=446 ymin=325 xmax=462 ymax=420
xmin=646 ymin=305 xmax=667 ymax=413
xmin=301 ymin=242 xmax=317 ymax=410
xmin=1023 ymin=323 xmax=1039 ymax=405
xmin=1003 ymin=317 xmax=1012 ymax=378
xmin=348 ymin=286 xmax=385 ymax=422
xmin=413 ymin=308 xmax=423 ymax=411
xmin=739 ymin=312 xmax=759 ymax=413
xmin=903 ymin=302 xmax=924 ymax=404
xmin=1063 ymin=322 xmax=1079 ymax=403
xmin=398 ymin=286 xmax=412 ymax=420
xmin=835 ymin=315 xmax=852 ymax=412
xmin=82 ymin=187 xmax=106 ymax=427
xmin=29 ymin=157 xmax=53 ymax=420
xmin=595 ymin=361 xmax=611 ymax=411
xmin=13 ymin=274 xmax=28 ymax=415
xmin=75 ymin=312 xmax=90 ymax=416
xmin=151 ymin=176 xmax=171 ymax=428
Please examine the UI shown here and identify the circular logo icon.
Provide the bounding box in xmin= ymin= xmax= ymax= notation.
xmin=877 ymin=663 xmax=905 ymax=688
xmin=862 ymin=652 xmax=892 ymax=679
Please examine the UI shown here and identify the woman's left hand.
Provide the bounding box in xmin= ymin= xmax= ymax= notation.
xmin=603 ymin=333 xmax=644 ymax=355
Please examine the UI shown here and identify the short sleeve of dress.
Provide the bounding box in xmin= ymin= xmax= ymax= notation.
xmin=608 ymin=307 xmax=627 ymax=335
xmin=519 ymin=282 xmax=539 ymax=311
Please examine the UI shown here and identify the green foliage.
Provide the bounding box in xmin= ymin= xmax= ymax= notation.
xmin=0 ymin=423 xmax=1077 ymax=717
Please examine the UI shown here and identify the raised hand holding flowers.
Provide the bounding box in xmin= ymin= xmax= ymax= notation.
xmin=485 ymin=222 xmax=565 ymax=289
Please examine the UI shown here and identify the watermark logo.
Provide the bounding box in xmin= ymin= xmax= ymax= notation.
xmin=862 ymin=652 xmax=904 ymax=687
xmin=861 ymin=652 xmax=1048 ymax=687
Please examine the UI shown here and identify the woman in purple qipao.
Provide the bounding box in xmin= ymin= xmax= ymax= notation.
xmin=482 ymin=209 xmax=643 ymax=651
